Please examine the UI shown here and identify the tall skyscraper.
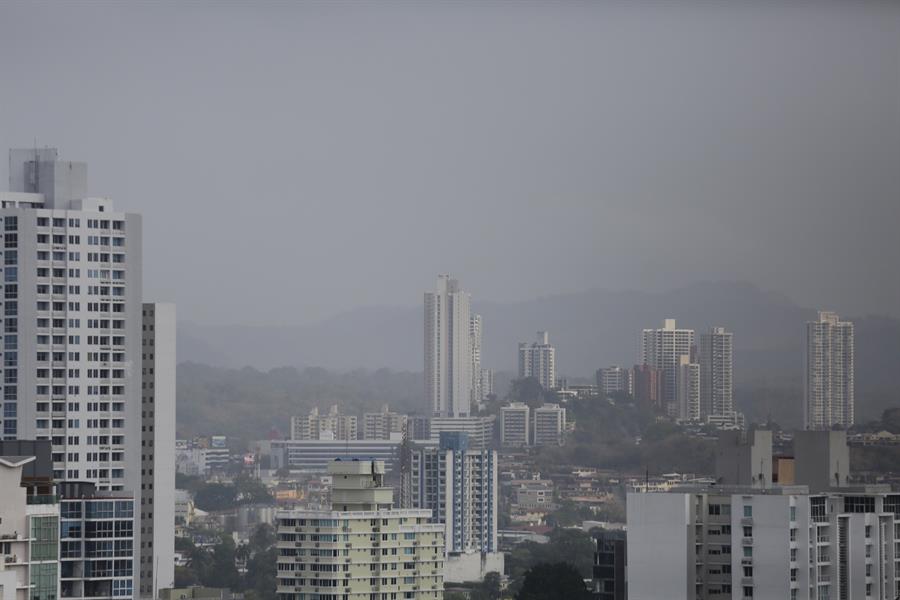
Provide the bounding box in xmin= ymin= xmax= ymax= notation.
xmin=470 ymin=313 xmax=482 ymax=407
xmin=641 ymin=319 xmax=695 ymax=417
xmin=699 ymin=327 xmax=734 ymax=421
xmin=518 ymin=331 xmax=556 ymax=390
xmin=424 ymin=275 xmax=472 ymax=417
xmin=276 ymin=459 xmax=444 ymax=600
xmin=804 ymin=311 xmax=855 ymax=430
xmin=1 ymin=148 xmax=174 ymax=600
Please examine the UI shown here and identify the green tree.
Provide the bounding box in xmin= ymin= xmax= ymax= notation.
xmin=507 ymin=377 xmax=545 ymax=408
xmin=515 ymin=563 xmax=591 ymax=600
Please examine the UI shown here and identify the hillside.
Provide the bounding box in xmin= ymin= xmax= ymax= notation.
xmin=177 ymin=282 xmax=900 ymax=429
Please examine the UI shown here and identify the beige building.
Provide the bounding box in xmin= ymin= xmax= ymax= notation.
xmin=291 ymin=405 xmax=358 ymax=441
xmin=276 ymin=459 xmax=444 ymax=600
xmin=362 ymin=405 xmax=408 ymax=441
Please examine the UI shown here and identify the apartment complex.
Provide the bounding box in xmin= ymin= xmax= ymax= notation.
xmin=698 ymin=327 xmax=734 ymax=420
xmin=275 ymin=459 xmax=444 ymax=600
xmin=628 ymin=485 xmax=900 ymax=600
xmin=362 ymin=405 xmax=407 ymax=441
xmin=675 ymin=356 xmax=700 ymax=422
xmin=291 ymin=406 xmax=358 ymax=441
xmin=402 ymin=433 xmax=498 ymax=555
xmin=424 ymin=275 xmax=472 ymax=418
xmin=0 ymin=454 xmax=60 ymax=600
xmin=500 ymin=403 xmax=530 ymax=448
xmin=470 ymin=314 xmax=483 ymax=408
xmin=641 ymin=319 xmax=694 ymax=417
xmin=631 ymin=364 xmax=661 ymax=408
xmin=427 ymin=415 xmax=495 ymax=451
xmin=596 ymin=366 xmax=633 ymax=397
xmin=532 ymin=404 xmax=565 ymax=447
xmin=518 ymin=331 xmax=556 ymax=391
xmin=0 ymin=148 xmax=174 ymax=600
xmin=59 ymin=482 xmax=136 ymax=600
xmin=805 ymin=311 xmax=854 ymax=430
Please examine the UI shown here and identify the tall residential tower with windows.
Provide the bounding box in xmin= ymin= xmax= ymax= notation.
xmin=424 ymin=275 xmax=472 ymax=417
xmin=804 ymin=311 xmax=854 ymax=430
xmin=0 ymin=148 xmax=174 ymax=599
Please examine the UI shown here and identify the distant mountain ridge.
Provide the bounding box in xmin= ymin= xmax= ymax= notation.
xmin=177 ymin=281 xmax=899 ymax=421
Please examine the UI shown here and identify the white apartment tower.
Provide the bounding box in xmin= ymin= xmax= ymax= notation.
xmin=0 ymin=148 xmax=174 ymax=600
xmin=470 ymin=314 xmax=482 ymax=407
xmin=139 ymin=303 xmax=176 ymax=597
xmin=424 ymin=275 xmax=472 ymax=417
xmin=805 ymin=311 xmax=854 ymax=430
xmin=402 ymin=432 xmax=498 ymax=555
xmin=675 ymin=355 xmax=700 ymax=422
xmin=518 ymin=331 xmax=556 ymax=390
xmin=699 ymin=327 xmax=734 ymax=420
xmin=641 ymin=319 xmax=695 ymax=417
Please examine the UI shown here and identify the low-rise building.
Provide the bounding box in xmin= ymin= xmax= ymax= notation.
xmin=500 ymin=404 xmax=530 ymax=448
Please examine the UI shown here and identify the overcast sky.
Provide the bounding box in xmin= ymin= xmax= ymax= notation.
xmin=1 ymin=2 xmax=898 ymax=326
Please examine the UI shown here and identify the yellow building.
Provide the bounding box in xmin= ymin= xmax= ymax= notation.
xmin=276 ymin=458 xmax=444 ymax=600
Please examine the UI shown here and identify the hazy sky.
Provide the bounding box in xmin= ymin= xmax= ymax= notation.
xmin=1 ymin=2 xmax=898 ymax=326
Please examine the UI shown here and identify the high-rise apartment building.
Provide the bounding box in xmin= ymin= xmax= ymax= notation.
xmin=479 ymin=368 xmax=494 ymax=401
xmin=805 ymin=311 xmax=854 ymax=430
xmin=0 ymin=453 xmax=60 ymax=600
xmin=518 ymin=331 xmax=556 ymax=390
xmin=424 ymin=275 xmax=472 ymax=417
xmin=139 ymin=303 xmax=176 ymax=597
xmin=675 ymin=356 xmax=700 ymax=422
xmin=362 ymin=404 xmax=407 ymax=441
xmin=631 ymin=364 xmax=661 ymax=408
xmin=470 ymin=314 xmax=482 ymax=408
xmin=1 ymin=148 xmax=174 ymax=600
xmin=628 ymin=485 xmax=900 ymax=600
xmin=500 ymin=403 xmax=530 ymax=448
xmin=275 ymin=459 xmax=444 ymax=600
xmin=699 ymin=327 xmax=734 ymax=421
xmin=290 ymin=405 xmax=358 ymax=441
xmin=532 ymin=404 xmax=566 ymax=447
xmin=641 ymin=319 xmax=695 ymax=417
xmin=596 ymin=366 xmax=633 ymax=397
xmin=401 ymin=432 xmax=500 ymax=581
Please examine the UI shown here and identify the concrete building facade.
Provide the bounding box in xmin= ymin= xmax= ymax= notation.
xmin=275 ymin=459 xmax=444 ymax=600
xmin=805 ymin=311 xmax=854 ymax=430
xmin=424 ymin=275 xmax=472 ymax=418
xmin=532 ymin=404 xmax=565 ymax=447
xmin=500 ymin=403 xmax=530 ymax=448
xmin=699 ymin=327 xmax=734 ymax=421
xmin=518 ymin=331 xmax=556 ymax=391
xmin=641 ymin=319 xmax=695 ymax=417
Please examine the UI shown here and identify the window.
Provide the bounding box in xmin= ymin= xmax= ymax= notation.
xmin=743 ymin=505 xmax=753 ymax=518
